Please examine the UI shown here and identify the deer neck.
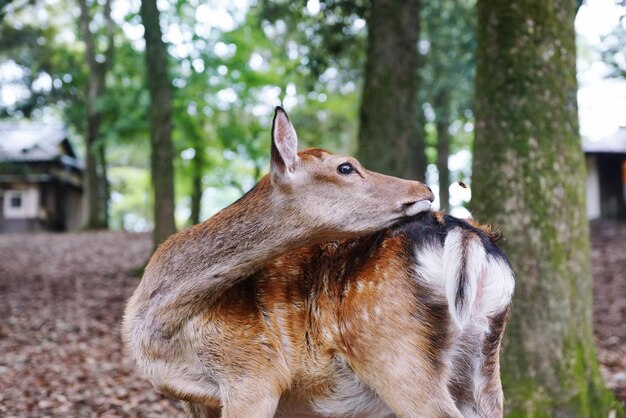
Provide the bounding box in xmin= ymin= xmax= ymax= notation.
xmin=197 ymin=176 xmax=310 ymax=279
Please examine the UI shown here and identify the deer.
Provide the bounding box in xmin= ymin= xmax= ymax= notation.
xmin=122 ymin=107 xmax=437 ymax=417
xmin=178 ymin=211 xmax=515 ymax=418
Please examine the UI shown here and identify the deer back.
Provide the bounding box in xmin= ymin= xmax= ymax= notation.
xmin=203 ymin=212 xmax=514 ymax=417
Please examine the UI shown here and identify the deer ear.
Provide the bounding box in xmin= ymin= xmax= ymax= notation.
xmin=271 ymin=106 xmax=298 ymax=181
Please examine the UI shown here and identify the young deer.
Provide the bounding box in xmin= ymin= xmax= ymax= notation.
xmin=181 ymin=211 xmax=515 ymax=418
xmin=123 ymin=107 xmax=435 ymax=417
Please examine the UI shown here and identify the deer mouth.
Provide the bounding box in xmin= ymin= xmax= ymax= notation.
xmin=401 ymin=199 xmax=433 ymax=217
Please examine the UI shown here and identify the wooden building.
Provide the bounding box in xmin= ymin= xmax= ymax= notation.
xmin=0 ymin=122 xmax=84 ymax=232
xmin=584 ymin=126 xmax=626 ymax=220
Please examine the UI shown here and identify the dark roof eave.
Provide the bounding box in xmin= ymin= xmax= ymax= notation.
xmin=0 ymin=156 xmax=83 ymax=171
xmin=585 ymin=150 xmax=626 ymax=156
xmin=0 ymin=174 xmax=83 ymax=189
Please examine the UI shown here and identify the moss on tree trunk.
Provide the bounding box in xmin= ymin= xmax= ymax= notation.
xmin=358 ymin=0 xmax=422 ymax=179
xmin=472 ymin=0 xmax=623 ymax=416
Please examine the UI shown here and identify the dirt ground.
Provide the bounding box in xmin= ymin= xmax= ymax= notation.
xmin=0 ymin=222 xmax=624 ymax=417
xmin=591 ymin=220 xmax=626 ymax=406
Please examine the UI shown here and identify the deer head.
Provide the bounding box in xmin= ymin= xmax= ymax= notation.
xmin=268 ymin=106 xmax=434 ymax=239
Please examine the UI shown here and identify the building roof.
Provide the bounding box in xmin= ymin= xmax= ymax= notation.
xmin=584 ymin=126 xmax=626 ymax=154
xmin=0 ymin=121 xmax=82 ymax=168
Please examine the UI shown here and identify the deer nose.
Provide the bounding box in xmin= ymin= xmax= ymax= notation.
xmin=421 ymin=184 xmax=435 ymax=202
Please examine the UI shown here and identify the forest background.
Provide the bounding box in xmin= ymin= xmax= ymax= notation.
xmin=1 ymin=0 xmax=624 ymax=234
xmin=2 ymin=0 xmax=626 ymax=415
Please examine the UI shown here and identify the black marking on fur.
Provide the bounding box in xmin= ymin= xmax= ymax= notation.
xmin=455 ymin=230 xmax=470 ymax=312
xmin=393 ymin=212 xmax=511 ymax=269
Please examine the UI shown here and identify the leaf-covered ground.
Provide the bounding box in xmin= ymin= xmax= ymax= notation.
xmin=0 ymin=231 xmax=184 ymax=417
xmin=591 ymin=220 xmax=626 ymax=407
xmin=0 ymin=222 xmax=624 ymax=417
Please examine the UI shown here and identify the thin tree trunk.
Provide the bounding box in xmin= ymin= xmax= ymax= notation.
xmin=412 ymin=101 xmax=428 ymax=181
xmin=436 ymin=118 xmax=450 ymax=210
xmin=190 ymin=172 xmax=202 ymax=225
xmin=98 ymin=143 xmax=109 ymax=224
xmin=140 ymin=0 xmax=177 ymax=246
xmin=473 ymin=0 xmax=623 ymax=415
xmin=189 ymin=146 xmax=204 ymax=226
xmin=358 ymin=0 xmax=421 ymax=179
xmin=78 ymin=0 xmax=113 ymax=229
xmin=83 ymin=111 xmax=102 ymax=228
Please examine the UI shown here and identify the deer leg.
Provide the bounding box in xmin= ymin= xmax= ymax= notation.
xmin=220 ymin=385 xmax=280 ymax=418
xmin=183 ymin=401 xmax=221 ymax=418
xmin=353 ymin=359 xmax=462 ymax=418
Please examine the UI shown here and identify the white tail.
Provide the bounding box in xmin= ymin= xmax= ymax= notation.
xmin=443 ymin=228 xmax=514 ymax=330
xmin=411 ymin=214 xmax=514 ymax=417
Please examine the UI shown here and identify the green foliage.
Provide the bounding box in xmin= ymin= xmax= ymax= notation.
xmin=109 ymin=166 xmax=152 ymax=231
xmin=1 ymin=0 xmax=472 ymax=222
xmin=418 ymin=0 xmax=476 ymax=210
xmin=419 ymin=0 xmax=475 ymax=122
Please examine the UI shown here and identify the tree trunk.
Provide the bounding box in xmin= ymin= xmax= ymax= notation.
xmin=189 ymin=146 xmax=204 ymax=226
xmin=473 ymin=0 xmax=623 ymax=416
xmin=412 ymin=100 xmax=428 ymax=181
xmin=78 ymin=0 xmax=112 ymax=230
xmin=98 ymin=142 xmax=109 ymax=225
xmin=358 ymin=0 xmax=421 ymax=179
xmin=83 ymin=110 xmax=103 ymax=229
xmin=140 ymin=0 xmax=177 ymax=246
xmin=436 ymin=118 xmax=450 ymax=211
xmin=434 ymin=89 xmax=451 ymax=210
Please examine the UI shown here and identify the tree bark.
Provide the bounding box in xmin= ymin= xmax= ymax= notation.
xmin=140 ymin=0 xmax=177 ymax=246
xmin=78 ymin=0 xmax=113 ymax=229
xmin=473 ymin=0 xmax=623 ymax=415
xmin=357 ymin=0 xmax=421 ymax=179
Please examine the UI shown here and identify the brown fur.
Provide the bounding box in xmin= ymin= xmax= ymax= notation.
xmin=178 ymin=213 xmax=512 ymax=417
xmin=123 ymin=108 xmax=437 ymax=418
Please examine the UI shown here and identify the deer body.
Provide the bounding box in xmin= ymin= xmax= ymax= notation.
xmin=183 ymin=214 xmax=513 ymax=417
xmin=123 ymin=108 xmax=435 ymax=417
xmin=184 ymin=212 xmax=514 ymax=418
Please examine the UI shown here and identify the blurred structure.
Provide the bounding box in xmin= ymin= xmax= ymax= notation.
xmin=0 ymin=122 xmax=83 ymax=232
xmin=585 ymin=126 xmax=626 ymax=220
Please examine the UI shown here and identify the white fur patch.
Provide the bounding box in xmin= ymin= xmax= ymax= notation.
xmin=480 ymin=256 xmax=515 ymax=317
xmin=413 ymin=244 xmax=445 ymax=296
xmin=414 ymin=227 xmax=514 ymax=330
xmin=310 ymin=357 xmax=392 ymax=418
xmin=404 ymin=200 xmax=433 ymax=217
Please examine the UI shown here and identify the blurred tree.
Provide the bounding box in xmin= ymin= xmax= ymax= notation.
xmin=472 ymin=0 xmax=623 ymax=415
xmin=257 ymin=0 xmax=366 ymax=154
xmin=0 ymin=0 xmax=150 ymax=230
xmin=0 ymin=1 xmax=95 ymax=124
xmin=259 ymin=0 xmax=476 ymax=195
xmin=140 ymin=0 xmax=176 ymax=245
xmin=77 ymin=0 xmax=114 ymax=229
xmin=419 ymin=0 xmax=475 ymax=210
xmin=357 ymin=0 xmax=421 ymax=179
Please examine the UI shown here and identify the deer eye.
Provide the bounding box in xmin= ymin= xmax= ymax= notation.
xmin=337 ymin=163 xmax=356 ymax=175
